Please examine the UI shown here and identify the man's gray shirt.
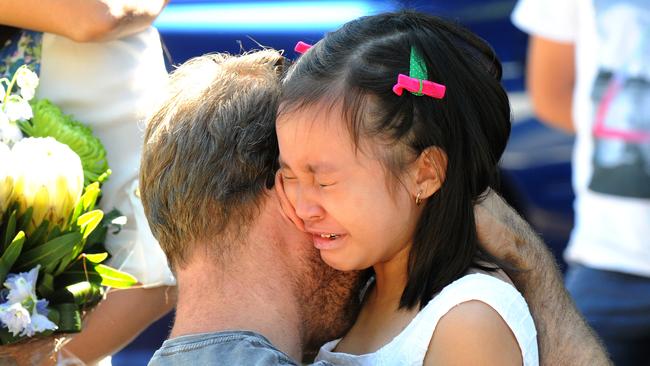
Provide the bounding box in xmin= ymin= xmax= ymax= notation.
xmin=148 ymin=330 xmax=332 ymax=365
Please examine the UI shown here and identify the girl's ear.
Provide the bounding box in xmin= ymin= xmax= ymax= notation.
xmin=413 ymin=146 xmax=447 ymax=202
xmin=274 ymin=170 xmax=306 ymax=232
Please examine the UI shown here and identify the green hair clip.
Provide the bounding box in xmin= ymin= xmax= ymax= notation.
xmin=409 ymin=46 xmax=428 ymax=96
xmin=392 ymin=47 xmax=446 ymax=99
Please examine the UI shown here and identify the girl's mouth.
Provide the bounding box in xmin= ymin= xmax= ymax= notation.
xmin=312 ymin=233 xmax=345 ymax=250
xmin=319 ymin=233 xmax=340 ymax=239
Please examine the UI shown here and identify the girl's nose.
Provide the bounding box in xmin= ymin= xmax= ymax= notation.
xmin=294 ymin=188 xmax=325 ymax=222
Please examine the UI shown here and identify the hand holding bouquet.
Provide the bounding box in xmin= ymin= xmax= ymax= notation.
xmin=0 ymin=66 xmax=136 ymax=363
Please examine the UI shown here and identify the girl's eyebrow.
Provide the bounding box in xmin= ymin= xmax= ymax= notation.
xmin=279 ymin=157 xmax=338 ymax=174
xmin=306 ymin=162 xmax=338 ymax=174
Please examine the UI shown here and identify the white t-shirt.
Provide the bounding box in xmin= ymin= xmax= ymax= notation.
xmin=36 ymin=28 xmax=175 ymax=287
xmin=512 ymin=0 xmax=650 ymax=277
xmin=315 ymin=274 xmax=538 ymax=366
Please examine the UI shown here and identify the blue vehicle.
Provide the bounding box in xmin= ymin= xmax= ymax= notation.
xmin=113 ymin=1 xmax=575 ymax=364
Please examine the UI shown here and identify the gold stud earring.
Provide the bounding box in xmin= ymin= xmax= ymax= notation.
xmin=415 ymin=191 xmax=422 ymax=206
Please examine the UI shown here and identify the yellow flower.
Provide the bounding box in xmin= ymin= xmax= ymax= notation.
xmin=0 ymin=143 xmax=13 ymax=213
xmin=11 ymin=137 xmax=84 ymax=233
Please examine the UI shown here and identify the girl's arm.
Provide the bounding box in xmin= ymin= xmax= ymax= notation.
xmin=44 ymin=286 xmax=176 ymax=365
xmin=0 ymin=0 xmax=168 ymax=42
xmin=474 ymin=190 xmax=611 ymax=366
xmin=423 ymin=300 xmax=522 ymax=365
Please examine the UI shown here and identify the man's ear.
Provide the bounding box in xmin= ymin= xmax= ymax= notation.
xmin=274 ymin=171 xmax=306 ymax=232
xmin=413 ymin=146 xmax=447 ymax=202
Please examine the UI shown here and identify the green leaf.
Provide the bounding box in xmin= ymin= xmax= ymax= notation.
xmin=0 ymin=328 xmax=25 ymax=345
xmin=0 ymin=231 xmax=25 ymax=284
xmin=83 ymin=252 xmax=108 ymax=264
xmin=37 ymin=272 xmax=55 ymax=297
xmin=41 ymin=306 xmax=60 ymax=337
xmin=15 ymin=232 xmax=82 ymax=272
xmin=85 ymin=208 xmax=123 ymax=250
xmin=53 ymin=253 xmax=74 ymax=276
xmin=94 ymin=264 xmax=137 ymax=289
xmin=97 ymin=169 xmax=112 ymax=184
xmin=55 ymin=269 xmax=103 ymax=288
xmin=46 ymin=225 xmax=62 ymax=242
xmin=24 ymin=219 xmax=50 ymax=250
xmin=83 ymin=183 xmax=101 ymax=210
xmin=69 ymin=182 xmax=101 ymax=227
xmin=16 ymin=207 xmax=33 ymax=232
xmin=2 ymin=209 xmax=16 ymax=251
xmin=53 ymin=210 xmax=104 ymax=276
xmin=50 ymin=282 xmax=103 ymax=307
xmin=54 ymin=253 xmax=107 ymax=287
xmin=77 ymin=210 xmax=103 ymax=240
xmin=51 ymin=303 xmax=81 ymax=333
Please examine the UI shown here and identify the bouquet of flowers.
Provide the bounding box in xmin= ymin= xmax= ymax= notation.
xmin=0 ymin=66 xmax=136 ymax=362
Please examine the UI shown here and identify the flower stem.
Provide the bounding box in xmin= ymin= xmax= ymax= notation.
xmin=3 ymin=65 xmax=26 ymax=106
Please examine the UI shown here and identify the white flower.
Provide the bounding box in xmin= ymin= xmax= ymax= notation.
xmin=4 ymin=265 xmax=39 ymax=305
xmin=15 ymin=67 xmax=38 ymax=101
xmin=11 ymin=138 xmax=84 ymax=233
xmin=4 ymin=98 xmax=33 ymax=122
xmin=0 ymin=111 xmax=23 ymax=146
xmin=0 ymin=83 xmax=5 ymax=101
xmin=0 ymin=302 xmax=30 ymax=336
xmin=0 ymin=142 xmax=13 ymax=212
xmin=0 ymin=266 xmax=57 ymax=337
xmin=21 ymin=310 xmax=57 ymax=337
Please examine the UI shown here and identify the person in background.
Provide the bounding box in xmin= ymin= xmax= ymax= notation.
xmin=512 ymin=0 xmax=650 ymax=364
xmin=0 ymin=1 xmax=176 ymax=364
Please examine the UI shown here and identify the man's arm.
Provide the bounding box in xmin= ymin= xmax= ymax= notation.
xmin=0 ymin=0 xmax=168 ymax=43
xmin=474 ymin=190 xmax=611 ymax=366
xmin=526 ymin=35 xmax=576 ymax=133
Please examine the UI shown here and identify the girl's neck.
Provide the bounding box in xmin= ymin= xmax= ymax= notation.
xmin=370 ymin=245 xmax=411 ymax=307
xmin=331 ymin=245 xmax=418 ymax=356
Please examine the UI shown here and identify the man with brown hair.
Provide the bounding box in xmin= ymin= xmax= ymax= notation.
xmin=142 ymin=50 xmax=610 ymax=365
xmin=142 ymin=50 xmax=361 ymax=365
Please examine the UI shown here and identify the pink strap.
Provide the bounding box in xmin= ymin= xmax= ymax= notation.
xmin=392 ymin=74 xmax=446 ymax=99
xmin=294 ymin=41 xmax=313 ymax=54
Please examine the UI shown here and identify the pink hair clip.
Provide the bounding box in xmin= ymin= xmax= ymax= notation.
xmin=294 ymin=41 xmax=313 ymax=54
xmin=392 ymin=74 xmax=446 ymax=99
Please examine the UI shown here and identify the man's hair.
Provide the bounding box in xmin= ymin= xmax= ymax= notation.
xmin=140 ymin=50 xmax=284 ymax=270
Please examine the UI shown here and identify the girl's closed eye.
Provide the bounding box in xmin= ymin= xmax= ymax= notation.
xmin=315 ymin=173 xmax=339 ymax=188
xmin=281 ymin=172 xmax=297 ymax=181
xmin=317 ymin=181 xmax=336 ymax=188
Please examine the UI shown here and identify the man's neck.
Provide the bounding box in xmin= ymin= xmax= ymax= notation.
xmin=170 ymin=240 xmax=304 ymax=361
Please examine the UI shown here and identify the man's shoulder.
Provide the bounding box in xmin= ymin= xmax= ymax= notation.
xmin=148 ymin=330 xmax=300 ymax=366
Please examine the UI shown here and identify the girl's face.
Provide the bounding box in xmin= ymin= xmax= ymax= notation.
xmin=276 ymin=105 xmax=422 ymax=271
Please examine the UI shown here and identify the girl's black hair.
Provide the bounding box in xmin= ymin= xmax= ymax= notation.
xmin=280 ymin=11 xmax=511 ymax=310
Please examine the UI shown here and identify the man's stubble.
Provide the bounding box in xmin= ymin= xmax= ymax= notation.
xmin=292 ymin=238 xmax=369 ymax=360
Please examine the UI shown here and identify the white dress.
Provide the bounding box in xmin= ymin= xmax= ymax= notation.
xmin=36 ymin=28 xmax=175 ymax=288
xmin=315 ymin=273 xmax=539 ymax=366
